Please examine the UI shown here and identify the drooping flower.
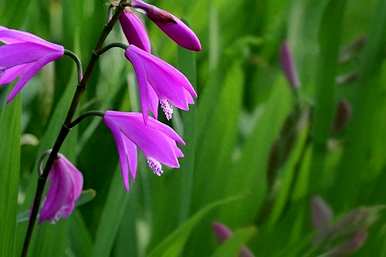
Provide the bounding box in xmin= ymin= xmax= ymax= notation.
xmin=39 ymin=154 xmax=83 ymax=223
xmin=119 ymin=8 xmax=151 ymax=52
xmin=212 ymin=223 xmax=255 ymax=257
xmin=0 ymin=26 xmax=64 ymax=102
xmin=103 ymin=111 xmax=185 ymax=191
xmin=280 ymin=41 xmax=300 ymax=89
xmin=131 ymin=0 xmax=202 ymax=51
xmin=125 ymin=45 xmax=197 ymax=122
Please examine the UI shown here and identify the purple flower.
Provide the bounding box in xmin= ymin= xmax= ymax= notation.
xmin=103 ymin=111 xmax=185 ymax=191
xmin=280 ymin=41 xmax=300 ymax=89
xmin=119 ymin=9 xmax=151 ymax=52
xmin=131 ymin=0 xmax=202 ymax=51
xmin=0 ymin=26 xmax=64 ymax=102
xmin=212 ymin=223 xmax=255 ymax=257
xmin=39 ymin=154 xmax=83 ymax=223
xmin=125 ymin=45 xmax=197 ymax=122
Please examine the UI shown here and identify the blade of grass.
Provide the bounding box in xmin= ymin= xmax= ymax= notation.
xmin=0 ymin=94 xmax=22 ymax=257
xmin=210 ymin=227 xmax=256 ymax=257
xmin=147 ymin=196 xmax=243 ymax=257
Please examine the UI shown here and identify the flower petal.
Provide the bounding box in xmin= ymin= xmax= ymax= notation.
xmin=6 ymin=53 xmax=61 ymax=102
xmin=105 ymin=111 xmax=182 ymax=168
xmin=119 ymin=10 xmax=151 ymax=52
xmin=39 ymin=161 xmax=73 ymax=222
xmin=0 ymin=42 xmax=55 ymax=69
xmin=0 ymin=64 xmax=29 ymax=85
xmin=107 ymin=111 xmax=185 ymax=145
xmin=0 ymin=26 xmax=64 ymax=52
xmin=122 ymin=136 xmax=138 ymax=180
xmin=131 ymin=0 xmax=201 ymax=51
xmin=133 ymin=57 xmax=159 ymax=122
xmin=125 ymin=45 xmax=196 ymax=111
xmin=104 ymin=115 xmax=131 ymax=190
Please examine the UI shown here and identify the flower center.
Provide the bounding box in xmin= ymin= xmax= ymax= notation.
xmin=147 ymin=157 xmax=164 ymax=176
xmin=160 ymin=99 xmax=173 ymax=120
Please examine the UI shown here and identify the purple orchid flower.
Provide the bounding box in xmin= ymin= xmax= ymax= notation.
xmin=125 ymin=44 xmax=197 ymax=122
xmin=39 ymin=154 xmax=83 ymax=223
xmin=280 ymin=41 xmax=300 ymax=89
xmin=119 ymin=8 xmax=151 ymax=52
xmin=103 ymin=111 xmax=185 ymax=191
xmin=0 ymin=26 xmax=64 ymax=102
xmin=131 ymin=0 xmax=202 ymax=51
xmin=212 ymin=223 xmax=255 ymax=257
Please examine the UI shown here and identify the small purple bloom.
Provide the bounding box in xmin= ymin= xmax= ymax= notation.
xmin=125 ymin=45 xmax=197 ymax=122
xmin=280 ymin=41 xmax=300 ymax=89
xmin=39 ymin=154 xmax=83 ymax=223
xmin=311 ymin=196 xmax=333 ymax=231
xmin=0 ymin=26 xmax=64 ymax=102
xmin=119 ymin=8 xmax=151 ymax=52
xmin=103 ymin=111 xmax=185 ymax=191
xmin=131 ymin=0 xmax=202 ymax=51
xmin=212 ymin=223 xmax=255 ymax=257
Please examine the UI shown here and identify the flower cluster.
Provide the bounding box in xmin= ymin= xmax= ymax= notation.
xmin=1 ymin=0 xmax=200 ymax=223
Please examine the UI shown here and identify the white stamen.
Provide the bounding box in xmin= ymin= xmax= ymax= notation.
xmin=160 ymin=99 xmax=173 ymax=120
xmin=147 ymin=157 xmax=164 ymax=176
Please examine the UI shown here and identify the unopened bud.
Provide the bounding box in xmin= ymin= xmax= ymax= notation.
xmin=280 ymin=41 xmax=300 ymax=89
xmin=332 ymin=99 xmax=352 ymax=133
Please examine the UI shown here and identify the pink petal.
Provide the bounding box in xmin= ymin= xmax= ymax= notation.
xmin=105 ymin=111 xmax=182 ymax=168
xmin=104 ymin=116 xmax=131 ymax=190
xmin=130 ymin=55 xmax=159 ymax=123
xmin=7 ymin=53 xmax=62 ymax=102
xmin=131 ymin=0 xmax=201 ymax=51
xmin=0 ymin=26 xmax=64 ymax=52
xmin=0 ymin=42 xmax=55 ymax=69
xmin=119 ymin=10 xmax=151 ymax=52
xmin=125 ymin=45 xmax=196 ymax=112
xmin=0 ymin=64 xmax=29 ymax=85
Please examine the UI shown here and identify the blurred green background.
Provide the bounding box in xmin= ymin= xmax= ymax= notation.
xmin=1 ymin=0 xmax=386 ymax=256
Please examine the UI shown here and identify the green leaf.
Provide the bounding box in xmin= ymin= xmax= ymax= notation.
xmin=268 ymin=117 xmax=310 ymax=227
xmin=219 ymin=76 xmax=293 ymax=226
xmin=91 ymin=167 xmax=130 ymax=257
xmin=68 ymin=211 xmax=93 ymax=257
xmin=193 ymin=63 xmax=244 ymax=208
xmin=334 ymin=0 xmax=386 ymax=206
xmin=210 ymin=227 xmax=256 ymax=257
xmin=0 ymin=95 xmax=22 ymax=257
xmin=76 ymin=189 xmax=96 ymax=207
xmin=147 ymin=196 xmax=243 ymax=257
xmin=312 ymin=0 xmax=347 ymax=145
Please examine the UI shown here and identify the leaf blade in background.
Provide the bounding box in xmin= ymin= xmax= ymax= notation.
xmin=0 ymin=95 xmax=22 ymax=257
xmin=210 ymin=227 xmax=256 ymax=257
xmin=147 ymin=196 xmax=243 ymax=257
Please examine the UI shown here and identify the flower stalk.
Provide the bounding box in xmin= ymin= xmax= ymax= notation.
xmin=19 ymin=1 xmax=127 ymax=257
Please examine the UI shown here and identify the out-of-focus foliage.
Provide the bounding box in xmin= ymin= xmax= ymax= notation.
xmin=0 ymin=0 xmax=386 ymax=256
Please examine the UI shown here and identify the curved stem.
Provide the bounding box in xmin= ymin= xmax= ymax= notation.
xmin=69 ymin=111 xmax=104 ymax=128
xmin=20 ymin=2 xmax=127 ymax=257
xmin=96 ymin=42 xmax=128 ymax=56
xmin=64 ymin=49 xmax=83 ymax=83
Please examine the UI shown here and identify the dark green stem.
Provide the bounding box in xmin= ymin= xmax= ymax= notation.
xmin=69 ymin=111 xmax=104 ymax=128
xmin=19 ymin=2 xmax=127 ymax=257
xmin=96 ymin=42 xmax=128 ymax=56
xmin=64 ymin=49 xmax=83 ymax=82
